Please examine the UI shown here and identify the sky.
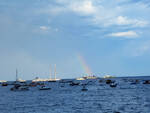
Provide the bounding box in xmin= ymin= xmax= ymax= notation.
xmin=0 ymin=0 xmax=150 ymax=80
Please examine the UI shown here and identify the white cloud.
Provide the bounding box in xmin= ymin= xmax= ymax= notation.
xmin=40 ymin=26 xmax=59 ymax=32
xmin=116 ymin=16 xmax=148 ymax=27
xmin=40 ymin=26 xmax=50 ymax=31
xmin=46 ymin=0 xmax=97 ymax=16
xmin=70 ymin=1 xmax=96 ymax=15
xmin=68 ymin=1 xmax=148 ymax=28
xmin=38 ymin=0 xmax=149 ymax=28
xmin=108 ymin=31 xmax=138 ymax=38
xmin=32 ymin=25 xmax=59 ymax=34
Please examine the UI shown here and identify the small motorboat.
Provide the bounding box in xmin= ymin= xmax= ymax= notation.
xmin=143 ymin=80 xmax=150 ymax=84
xmin=60 ymin=83 xmax=65 ymax=87
xmin=110 ymin=83 xmax=117 ymax=87
xmin=69 ymin=82 xmax=80 ymax=86
xmin=1 ymin=82 xmax=8 ymax=86
xmin=81 ymin=85 xmax=88 ymax=91
xmin=106 ymin=79 xmax=113 ymax=84
xmin=39 ymin=85 xmax=51 ymax=90
xmin=99 ymin=80 xmax=103 ymax=83
xmin=130 ymin=79 xmax=139 ymax=85
xmin=60 ymin=85 xmax=64 ymax=87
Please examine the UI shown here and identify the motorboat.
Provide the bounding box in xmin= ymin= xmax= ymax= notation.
xmin=81 ymin=85 xmax=88 ymax=91
xmin=99 ymin=79 xmax=104 ymax=83
xmin=69 ymin=82 xmax=80 ymax=86
xmin=39 ymin=85 xmax=51 ymax=90
xmin=1 ymin=82 xmax=8 ymax=86
xmin=130 ymin=79 xmax=139 ymax=85
xmin=110 ymin=82 xmax=117 ymax=87
xmin=143 ymin=80 xmax=150 ymax=84
xmin=106 ymin=79 xmax=113 ymax=84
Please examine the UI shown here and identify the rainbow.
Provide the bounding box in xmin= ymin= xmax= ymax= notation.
xmin=77 ymin=53 xmax=92 ymax=75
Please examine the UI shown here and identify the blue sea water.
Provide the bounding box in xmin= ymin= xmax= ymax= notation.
xmin=0 ymin=77 xmax=150 ymax=113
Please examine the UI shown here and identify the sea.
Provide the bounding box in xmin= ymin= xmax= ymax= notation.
xmin=0 ymin=76 xmax=150 ymax=113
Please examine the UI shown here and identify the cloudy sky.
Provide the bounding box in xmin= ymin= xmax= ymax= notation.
xmin=0 ymin=0 xmax=150 ymax=80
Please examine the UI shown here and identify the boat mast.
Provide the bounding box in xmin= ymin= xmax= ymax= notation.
xmin=16 ymin=69 xmax=18 ymax=81
xmin=50 ymin=65 xmax=52 ymax=80
xmin=54 ymin=64 xmax=56 ymax=80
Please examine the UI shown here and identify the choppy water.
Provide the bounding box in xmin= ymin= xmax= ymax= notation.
xmin=1 ymin=77 xmax=150 ymax=113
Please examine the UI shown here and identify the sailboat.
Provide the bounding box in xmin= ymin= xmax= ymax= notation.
xmin=48 ymin=64 xmax=60 ymax=82
xmin=12 ymin=69 xmax=19 ymax=84
xmin=14 ymin=69 xmax=26 ymax=83
xmin=10 ymin=69 xmax=29 ymax=91
xmin=10 ymin=84 xmax=29 ymax=91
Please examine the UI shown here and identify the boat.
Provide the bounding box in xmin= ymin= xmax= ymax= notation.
xmin=1 ymin=82 xmax=8 ymax=86
xmin=106 ymin=79 xmax=113 ymax=84
xmin=10 ymin=69 xmax=29 ymax=91
xmin=103 ymin=75 xmax=115 ymax=78
xmin=32 ymin=65 xmax=60 ymax=82
xmin=69 ymin=82 xmax=80 ymax=86
xmin=110 ymin=83 xmax=117 ymax=87
xmin=29 ymin=82 xmax=38 ymax=87
xmin=32 ymin=78 xmax=49 ymax=82
xmin=76 ymin=77 xmax=85 ymax=80
xmin=60 ymin=84 xmax=65 ymax=87
xmin=15 ymin=69 xmax=26 ymax=83
xmin=143 ymin=80 xmax=150 ymax=84
xmin=48 ymin=79 xmax=59 ymax=82
xmin=39 ymin=85 xmax=51 ymax=90
xmin=59 ymin=79 xmax=73 ymax=83
xmin=48 ymin=64 xmax=60 ymax=82
xmin=81 ymin=85 xmax=88 ymax=91
xmin=129 ymin=79 xmax=139 ymax=85
xmin=17 ymin=78 xmax=26 ymax=83
xmin=83 ymin=75 xmax=98 ymax=79
xmin=99 ymin=79 xmax=104 ymax=83
xmin=0 ymin=80 xmax=7 ymax=83
xmin=10 ymin=84 xmax=29 ymax=91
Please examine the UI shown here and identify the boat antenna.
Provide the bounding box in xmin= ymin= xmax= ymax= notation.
xmin=54 ymin=64 xmax=56 ymax=80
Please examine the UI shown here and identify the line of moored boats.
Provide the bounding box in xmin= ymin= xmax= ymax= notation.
xmin=1 ymin=77 xmax=150 ymax=92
